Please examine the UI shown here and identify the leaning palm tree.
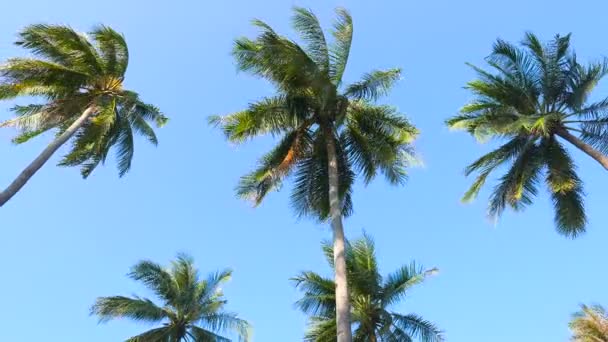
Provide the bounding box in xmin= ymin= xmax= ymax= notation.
xmin=91 ymin=253 xmax=250 ymax=341
xmin=293 ymin=234 xmax=443 ymax=342
xmin=570 ymin=304 xmax=608 ymax=342
xmin=0 ymin=24 xmax=167 ymax=206
xmin=446 ymin=32 xmax=608 ymax=237
xmin=210 ymin=8 xmax=417 ymax=341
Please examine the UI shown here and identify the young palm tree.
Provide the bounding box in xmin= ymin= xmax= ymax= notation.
xmin=91 ymin=253 xmax=250 ymax=341
xmin=570 ymin=304 xmax=608 ymax=342
xmin=446 ymin=32 xmax=608 ymax=237
xmin=210 ymin=8 xmax=417 ymax=341
xmin=293 ymin=234 xmax=443 ymax=342
xmin=0 ymin=24 xmax=167 ymax=206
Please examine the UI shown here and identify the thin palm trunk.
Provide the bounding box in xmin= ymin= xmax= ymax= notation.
xmin=0 ymin=106 xmax=96 ymax=207
xmin=324 ymin=124 xmax=353 ymax=342
xmin=557 ymin=128 xmax=608 ymax=170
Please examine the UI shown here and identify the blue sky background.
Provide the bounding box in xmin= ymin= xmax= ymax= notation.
xmin=1 ymin=0 xmax=607 ymax=341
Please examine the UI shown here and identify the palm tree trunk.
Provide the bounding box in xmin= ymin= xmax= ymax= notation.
xmin=556 ymin=128 xmax=608 ymax=170
xmin=324 ymin=125 xmax=353 ymax=342
xmin=0 ymin=106 xmax=96 ymax=207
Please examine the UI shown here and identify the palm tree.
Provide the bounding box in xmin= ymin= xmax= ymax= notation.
xmin=446 ymin=32 xmax=608 ymax=237
xmin=210 ymin=8 xmax=417 ymax=341
xmin=91 ymin=253 xmax=250 ymax=341
xmin=293 ymin=234 xmax=443 ymax=342
xmin=570 ymin=304 xmax=608 ymax=342
xmin=0 ymin=24 xmax=167 ymax=206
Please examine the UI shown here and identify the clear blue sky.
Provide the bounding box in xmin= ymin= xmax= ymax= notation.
xmin=1 ymin=0 xmax=607 ymax=341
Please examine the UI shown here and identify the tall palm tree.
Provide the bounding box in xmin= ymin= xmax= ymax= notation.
xmin=91 ymin=253 xmax=250 ymax=342
xmin=210 ymin=8 xmax=417 ymax=341
xmin=293 ymin=234 xmax=443 ymax=342
xmin=570 ymin=304 xmax=608 ymax=342
xmin=446 ymin=32 xmax=608 ymax=237
xmin=0 ymin=24 xmax=167 ymax=206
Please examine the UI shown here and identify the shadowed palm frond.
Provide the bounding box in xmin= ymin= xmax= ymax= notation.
xmin=329 ymin=8 xmax=353 ymax=85
xmin=344 ymin=69 xmax=401 ymax=101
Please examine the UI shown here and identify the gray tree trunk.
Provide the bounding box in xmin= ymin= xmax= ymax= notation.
xmin=556 ymin=128 xmax=608 ymax=170
xmin=0 ymin=106 xmax=96 ymax=207
xmin=324 ymin=125 xmax=353 ymax=342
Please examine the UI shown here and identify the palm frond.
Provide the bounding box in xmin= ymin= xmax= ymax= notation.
xmin=292 ymin=271 xmax=336 ymax=317
xmin=344 ymin=68 xmax=401 ymax=101
xmin=237 ymin=127 xmax=312 ymax=205
xmin=16 ymin=24 xmax=103 ymax=74
xmin=488 ymin=140 xmax=543 ymax=218
xmin=304 ymin=317 xmax=337 ymax=342
xmin=232 ymin=20 xmax=322 ymax=92
xmin=90 ymin=25 xmax=129 ymax=76
xmin=291 ymin=131 xmax=354 ymax=220
xmin=114 ymin=113 xmax=135 ymax=177
xmin=567 ymin=59 xmax=608 ymax=110
xmin=292 ymin=7 xmax=329 ymax=72
xmin=570 ymin=304 xmax=608 ymax=342
xmin=390 ymin=313 xmax=444 ymax=342
xmin=209 ymin=96 xmax=307 ymax=143
xmin=541 ymin=137 xmax=586 ymax=237
xmin=124 ymin=326 xmax=173 ymax=342
xmin=201 ymin=313 xmax=251 ymax=342
xmin=129 ymin=260 xmax=178 ymax=306
xmin=461 ymin=136 xmax=530 ymax=202
xmin=345 ymin=102 xmax=418 ymax=185
xmin=171 ymin=253 xmax=199 ymax=297
xmin=329 ymin=7 xmax=353 ymax=85
xmin=0 ymin=58 xmax=88 ymax=99
xmin=382 ymin=262 xmax=437 ymax=306
xmin=91 ymin=296 xmax=167 ymax=323
xmin=196 ymin=269 xmax=233 ymax=306
xmin=189 ymin=326 xmax=232 ymax=342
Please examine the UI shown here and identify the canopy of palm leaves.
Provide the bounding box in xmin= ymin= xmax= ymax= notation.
xmin=446 ymin=32 xmax=608 ymax=237
xmin=570 ymin=304 xmax=608 ymax=342
xmin=292 ymin=234 xmax=443 ymax=341
xmin=91 ymin=253 xmax=250 ymax=342
xmin=210 ymin=7 xmax=418 ymax=220
xmin=0 ymin=24 xmax=167 ymax=177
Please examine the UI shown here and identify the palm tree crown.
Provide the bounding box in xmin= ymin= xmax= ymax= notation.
xmin=210 ymin=7 xmax=417 ymax=219
xmin=570 ymin=304 xmax=608 ymax=342
xmin=293 ymin=234 xmax=443 ymax=342
xmin=91 ymin=254 xmax=250 ymax=342
xmin=447 ymin=32 xmax=608 ymax=237
xmin=0 ymin=24 xmax=167 ymax=178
